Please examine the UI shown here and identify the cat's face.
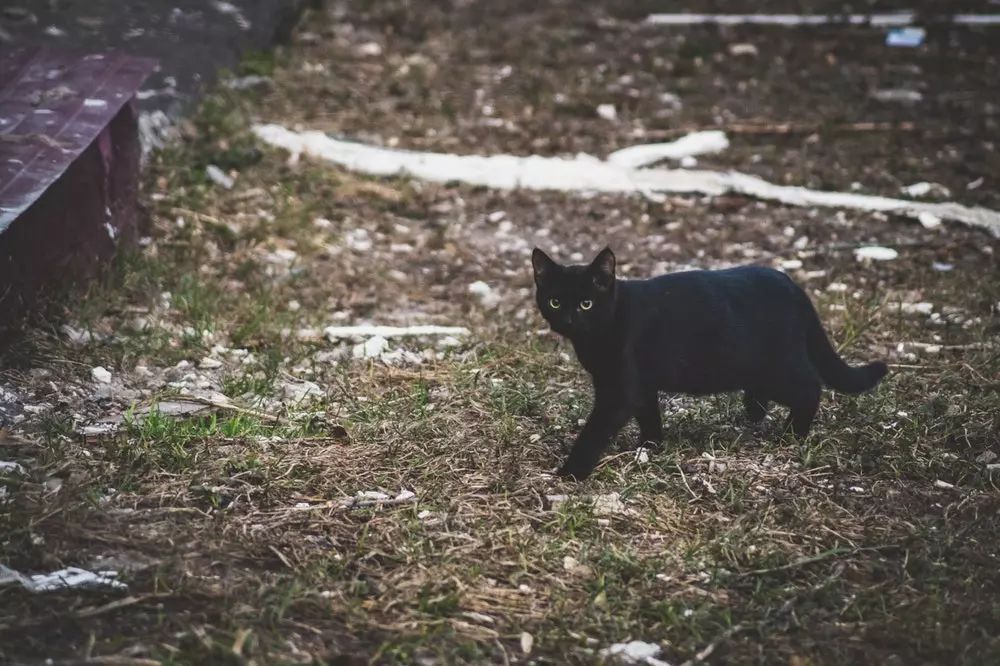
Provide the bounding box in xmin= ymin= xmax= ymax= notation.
xmin=532 ymin=247 xmax=617 ymax=338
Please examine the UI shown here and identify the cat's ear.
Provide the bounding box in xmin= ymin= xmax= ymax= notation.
xmin=590 ymin=246 xmax=616 ymax=290
xmin=532 ymin=248 xmax=558 ymax=285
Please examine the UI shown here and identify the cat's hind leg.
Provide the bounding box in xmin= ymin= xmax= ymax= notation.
xmin=636 ymin=389 xmax=663 ymax=449
xmin=742 ymin=391 xmax=769 ymax=423
xmin=778 ymin=383 xmax=821 ymax=437
xmin=768 ymin=361 xmax=822 ymax=437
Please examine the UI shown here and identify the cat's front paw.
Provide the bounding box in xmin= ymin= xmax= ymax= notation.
xmin=556 ymin=459 xmax=594 ymax=481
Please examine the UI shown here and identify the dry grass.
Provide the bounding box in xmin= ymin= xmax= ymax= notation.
xmin=2 ymin=1 xmax=1000 ymax=664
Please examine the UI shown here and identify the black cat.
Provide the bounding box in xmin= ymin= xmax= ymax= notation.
xmin=532 ymin=247 xmax=888 ymax=480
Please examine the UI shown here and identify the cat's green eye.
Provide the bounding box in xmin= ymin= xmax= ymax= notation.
xmin=549 ymin=298 xmax=561 ymax=309
xmin=580 ymin=300 xmax=593 ymax=310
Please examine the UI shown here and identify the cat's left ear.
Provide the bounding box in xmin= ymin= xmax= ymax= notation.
xmin=532 ymin=248 xmax=558 ymax=285
xmin=590 ymin=246 xmax=616 ymax=290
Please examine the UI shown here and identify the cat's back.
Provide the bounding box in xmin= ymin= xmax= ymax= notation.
xmin=623 ymin=265 xmax=806 ymax=326
xmin=630 ymin=264 xmax=798 ymax=298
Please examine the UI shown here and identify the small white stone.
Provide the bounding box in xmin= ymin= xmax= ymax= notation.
xmin=91 ymin=366 xmax=112 ymax=384
xmin=918 ymin=211 xmax=942 ymax=229
xmin=596 ymin=103 xmax=618 ymax=121
xmin=854 ymin=246 xmax=898 ymax=262
xmin=356 ymin=41 xmax=383 ymax=57
xmin=199 ymin=357 xmax=223 ymax=369
xmin=205 ymin=164 xmax=234 ymax=189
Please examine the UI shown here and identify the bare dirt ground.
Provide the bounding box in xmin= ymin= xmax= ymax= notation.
xmin=2 ymin=1 xmax=999 ymax=664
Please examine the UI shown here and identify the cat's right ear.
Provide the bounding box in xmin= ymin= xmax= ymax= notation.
xmin=532 ymin=248 xmax=557 ymax=285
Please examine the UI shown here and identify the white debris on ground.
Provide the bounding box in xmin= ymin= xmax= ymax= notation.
xmin=324 ymin=324 xmax=470 ymax=340
xmin=61 ymin=325 xmax=98 ymax=345
xmin=918 ymin=211 xmax=942 ymax=229
xmin=341 ymin=489 xmax=416 ymax=508
xmin=644 ymin=12 xmax=1000 ymax=26
xmin=854 ymin=246 xmax=899 ymax=261
xmin=606 ymin=130 xmax=729 ymax=169
xmin=1 ymin=461 xmax=27 ymax=475
xmin=870 ymin=89 xmax=923 ymax=104
xmin=0 ymin=564 xmax=126 ymax=593
xmin=252 ymin=124 xmax=1000 ymax=235
xmin=317 ymin=324 xmax=473 ymax=366
xmin=596 ymin=103 xmax=618 ymax=121
xmin=562 ymin=556 xmax=593 ymax=577
xmin=520 ymin=632 xmax=534 ymax=655
xmin=91 ymin=366 xmax=112 ymax=384
xmin=352 ymin=335 xmax=390 ymax=360
xmin=599 ymin=640 xmax=672 ymax=666
xmin=205 ymin=164 xmax=235 ymax=189
xmin=592 ymin=492 xmax=629 ymax=516
xmin=468 ymin=281 xmax=502 ymax=308
xmin=281 ymin=380 xmax=323 ymax=404
xmin=903 ymin=182 xmax=951 ymax=198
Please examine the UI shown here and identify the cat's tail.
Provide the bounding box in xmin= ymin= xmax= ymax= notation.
xmin=803 ymin=299 xmax=888 ymax=394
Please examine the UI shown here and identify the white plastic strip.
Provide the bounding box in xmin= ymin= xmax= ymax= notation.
xmin=323 ymin=324 xmax=470 ymax=340
xmin=606 ymin=130 xmax=729 ymax=169
xmin=644 ymin=13 xmax=1000 ymax=26
xmin=253 ymin=124 xmax=1000 ymax=236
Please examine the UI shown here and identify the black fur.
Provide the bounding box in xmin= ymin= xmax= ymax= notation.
xmin=532 ymin=247 xmax=888 ymax=480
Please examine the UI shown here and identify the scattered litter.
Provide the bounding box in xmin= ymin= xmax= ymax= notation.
xmin=253 ymin=124 xmax=1000 ymax=236
xmin=134 ymin=399 xmax=212 ymax=418
xmin=0 ymin=564 xmax=126 ymax=593
xmin=897 ymin=301 xmax=934 ymax=315
xmin=343 ymin=489 xmax=416 ymax=509
xmin=324 ymin=324 xmax=470 ymax=340
xmin=779 ymin=259 xmax=803 ymax=270
xmin=635 ymin=447 xmax=650 ymax=464
xmin=934 ymin=479 xmax=956 ymax=490
xmin=967 ymin=177 xmax=984 ymax=191
xmin=562 ymin=556 xmax=593 ymax=577
xmin=854 ymin=246 xmax=899 ymax=262
xmin=356 ymin=41 xmax=383 ymax=57
xmin=871 ymin=89 xmax=923 ymax=104
xmin=932 ymin=262 xmax=954 ymax=272
xmin=903 ymin=181 xmax=950 ymax=198
xmin=468 ymin=281 xmax=502 ymax=308
xmin=281 ymin=380 xmax=323 ymax=403
xmin=606 ymin=131 xmax=729 ymax=169
xmin=79 ymin=423 xmax=120 ymax=438
xmin=0 ymin=461 xmax=27 ymax=475
xmin=886 ymin=26 xmax=925 ymax=47
xmin=224 ymin=75 xmax=271 ymax=90
xmin=91 ymin=366 xmax=112 ymax=384
xmin=645 ymin=13 xmax=1000 ymax=27
xmin=599 ymin=640 xmax=671 ymax=666
xmin=659 ymin=92 xmax=683 ymax=109
xmin=918 ymin=211 xmax=942 ymax=229
xmin=827 ymin=282 xmax=849 ymax=293
xmin=597 ymin=103 xmax=618 ymax=121
xmin=212 ymin=1 xmax=251 ymax=30
xmin=728 ymin=43 xmax=759 ymax=56
xmin=61 ymin=325 xmax=97 ymax=345
xmin=546 ymin=494 xmax=569 ymax=509
xmin=344 ymin=228 xmax=373 ymax=252
xmin=520 ymin=632 xmax=534 ymax=655
xmin=592 ymin=492 xmax=628 ymax=516
xmin=975 ymin=451 xmax=997 ymax=465
xmin=205 ymin=164 xmax=235 ymax=189
xmin=352 ymin=335 xmax=389 ymax=359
